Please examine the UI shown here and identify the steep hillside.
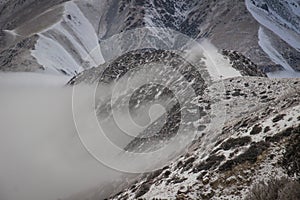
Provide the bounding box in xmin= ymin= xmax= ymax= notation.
xmin=246 ymin=0 xmax=300 ymax=77
xmin=0 ymin=1 xmax=299 ymax=200
xmin=67 ymin=47 xmax=300 ymax=200
xmin=108 ymin=77 xmax=300 ymax=199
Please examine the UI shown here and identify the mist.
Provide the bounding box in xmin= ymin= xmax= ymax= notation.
xmin=0 ymin=41 xmax=228 ymax=200
xmin=0 ymin=73 xmax=137 ymax=200
xmin=0 ymin=71 xmax=189 ymax=200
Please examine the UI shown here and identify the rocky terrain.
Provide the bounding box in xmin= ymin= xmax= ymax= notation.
xmin=0 ymin=0 xmax=299 ymax=200
xmin=67 ymin=47 xmax=299 ymax=199
xmin=221 ymin=49 xmax=267 ymax=77
xmin=107 ymin=77 xmax=300 ymax=199
xmin=68 ymin=45 xmax=267 ymax=151
xmin=0 ymin=0 xmax=299 ymax=76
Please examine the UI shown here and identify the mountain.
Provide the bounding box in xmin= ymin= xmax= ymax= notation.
xmin=246 ymin=0 xmax=300 ymax=77
xmin=67 ymin=47 xmax=299 ymax=199
xmin=0 ymin=0 xmax=103 ymax=75
xmin=0 ymin=0 xmax=299 ymax=77
xmin=107 ymin=76 xmax=300 ymax=199
xmin=0 ymin=1 xmax=299 ymax=200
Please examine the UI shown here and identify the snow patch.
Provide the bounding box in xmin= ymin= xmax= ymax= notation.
xmin=198 ymin=40 xmax=242 ymax=81
xmin=31 ymin=1 xmax=105 ymax=76
xmin=246 ymin=0 xmax=300 ymax=51
xmin=32 ymin=34 xmax=83 ymax=75
xmin=258 ymin=26 xmax=300 ymax=78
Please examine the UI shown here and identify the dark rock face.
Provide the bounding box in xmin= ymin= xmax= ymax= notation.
xmin=219 ymin=141 xmax=270 ymax=172
xmin=282 ymin=126 xmax=300 ymax=181
xmin=1 ymin=0 xmax=299 ymax=77
xmin=250 ymin=124 xmax=262 ymax=135
xmin=272 ymin=114 xmax=286 ymax=123
xmin=220 ymin=136 xmax=252 ymax=151
xmin=101 ymin=0 xmax=275 ymax=68
xmin=0 ymin=0 xmax=68 ymax=30
xmin=0 ymin=0 xmax=299 ymax=75
xmin=0 ymin=0 xmax=70 ymax=72
xmin=265 ymin=127 xmax=294 ymax=143
xmin=135 ymin=182 xmax=152 ymax=198
xmin=222 ymin=49 xmax=267 ymax=77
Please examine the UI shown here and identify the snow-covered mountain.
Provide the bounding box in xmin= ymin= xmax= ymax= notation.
xmin=0 ymin=0 xmax=104 ymax=75
xmin=246 ymin=0 xmax=300 ymax=51
xmin=246 ymin=0 xmax=300 ymax=77
xmin=67 ymin=44 xmax=299 ymax=200
xmin=0 ymin=1 xmax=299 ymax=200
xmin=0 ymin=0 xmax=299 ymax=77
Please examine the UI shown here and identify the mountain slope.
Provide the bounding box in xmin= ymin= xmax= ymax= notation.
xmin=0 ymin=1 xmax=299 ymax=199
xmin=0 ymin=0 xmax=299 ymax=77
xmin=246 ymin=0 xmax=300 ymax=77
xmin=0 ymin=0 xmax=104 ymax=75
xmin=108 ymin=77 xmax=300 ymax=199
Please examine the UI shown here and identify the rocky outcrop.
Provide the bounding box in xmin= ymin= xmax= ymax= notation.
xmin=0 ymin=34 xmax=42 ymax=72
xmin=221 ymin=49 xmax=267 ymax=77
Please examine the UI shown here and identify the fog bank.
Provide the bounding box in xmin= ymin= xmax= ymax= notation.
xmin=0 ymin=73 xmax=133 ymax=200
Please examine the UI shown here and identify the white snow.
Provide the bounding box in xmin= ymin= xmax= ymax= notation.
xmin=246 ymin=0 xmax=300 ymax=51
xmin=199 ymin=40 xmax=242 ymax=81
xmin=287 ymin=0 xmax=300 ymax=17
xmin=2 ymin=29 xmax=20 ymax=37
xmin=32 ymin=34 xmax=83 ymax=75
xmin=258 ymin=26 xmax=300 ymax=78
xmin=31 ymin=1 xmax=105 ymax=76
xmin=63 ymin=2 xmax=104 ymax=66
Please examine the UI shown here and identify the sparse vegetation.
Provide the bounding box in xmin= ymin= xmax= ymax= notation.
xmin=219 ymin=141 xmax=269 ymax=171
xmin=272 ymin=114 xmax=286 ymax=123
xmin=250 ymin=125 xmax=262 ymax=135
xmin=264 ymin=126 xmax=270 ymax=133
xmin=245 ymin=178 xmax=300 ymax=200
xmin=193 ymin=154 xmax=225 ymax=173
xmin=135 ymin=182 xmax=151 ymax=198
xmin=282 ymin=130 xmax=300 ymax=180
xmin=220 ymin=136 xmax=252 ymax=150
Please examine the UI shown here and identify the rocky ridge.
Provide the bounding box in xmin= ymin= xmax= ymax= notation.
xmin=108 ymin=77 xmax=300 ymax=199
xmin=221 ymin=49 xmax=267 ymax=77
